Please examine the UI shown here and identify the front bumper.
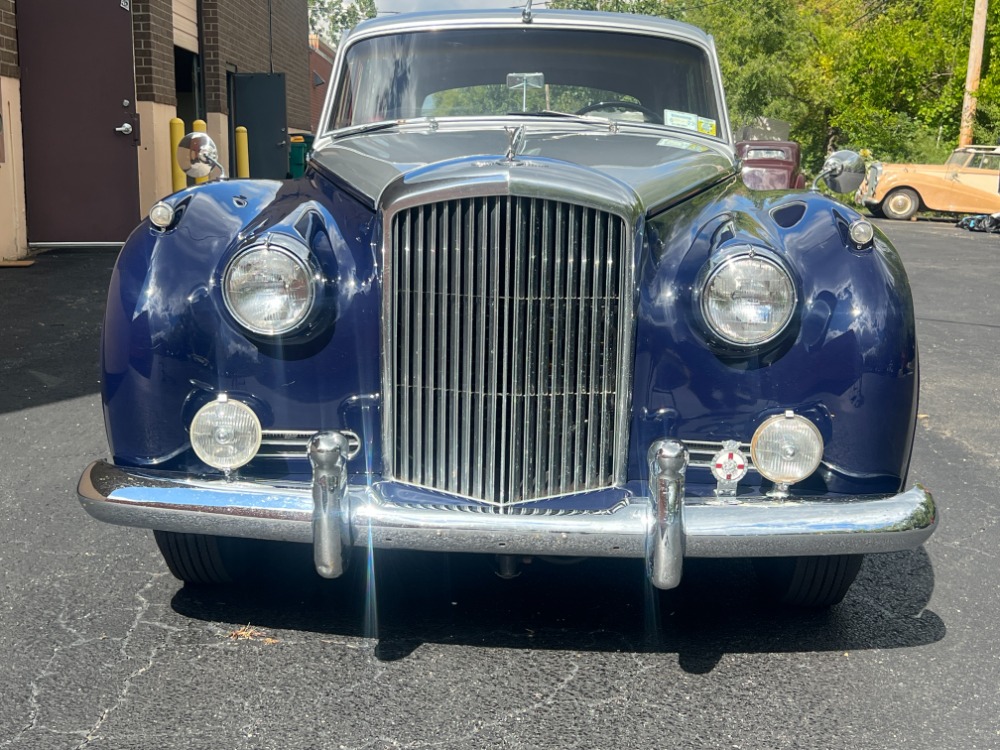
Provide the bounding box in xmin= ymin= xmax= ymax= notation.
xmin=78 ymin=436 xmax=937 ymax=589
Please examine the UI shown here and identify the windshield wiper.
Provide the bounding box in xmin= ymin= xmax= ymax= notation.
xmin=332 ymin=120 xmax=405 ymax=139
xmin=509 ymin=110 xmax=621 ymax=132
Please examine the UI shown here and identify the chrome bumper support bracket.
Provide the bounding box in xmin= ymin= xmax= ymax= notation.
xmin=308 ymin=431 xmax=351 ymax=578
xmin=647 ymin=439 xmax=688 ymax=590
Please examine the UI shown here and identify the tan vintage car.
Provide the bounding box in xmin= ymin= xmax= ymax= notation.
xmin=856 ymin=145 xmax=1000 ymax=220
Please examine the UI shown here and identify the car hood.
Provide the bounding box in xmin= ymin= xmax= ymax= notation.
xmin=312 ymin=126 xmax=735 ymax=214
xmin=880 ymin=163 xmax=953 ymax=176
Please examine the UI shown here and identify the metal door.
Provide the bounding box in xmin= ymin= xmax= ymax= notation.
xmin=231 ymin=73 xmax=289 ymax=180
xmin=18 ymin=0 xmax=140 ymax=246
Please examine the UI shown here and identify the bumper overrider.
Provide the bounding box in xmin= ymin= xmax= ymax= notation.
xmin=77 ymin=435 xmax=937 ymax=590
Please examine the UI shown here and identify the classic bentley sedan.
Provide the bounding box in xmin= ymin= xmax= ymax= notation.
xmin=78 ymin=7 xmax=937 ymax=608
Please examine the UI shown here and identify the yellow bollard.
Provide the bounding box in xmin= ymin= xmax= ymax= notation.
xmin=169 ymin=117 xmax=186 ymax=193
xmin=235 ymin=126 xmax=250 ymax=178
xmin=192 ymin=119 xmax=208 ymax=184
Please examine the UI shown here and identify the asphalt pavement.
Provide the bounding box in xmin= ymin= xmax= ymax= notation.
xmin=0 ymin=224 xmax=998 ymax=750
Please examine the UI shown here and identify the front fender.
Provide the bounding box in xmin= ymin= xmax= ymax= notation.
xmin=102 ymin=176 xmax=381 ymax=474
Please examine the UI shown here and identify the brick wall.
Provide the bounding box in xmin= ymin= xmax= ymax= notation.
xmin=309 ymin=35 xmax=335 ymax=132
xmin=132 ymin=0 xmax=176 ymax=105
xmin=203 ymin=0 xmax=309 ymax=130
xmin=0 ymin=0 xmax=17 ymax=78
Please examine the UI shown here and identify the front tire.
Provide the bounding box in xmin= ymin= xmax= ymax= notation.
xmin=154 ymin=530 xmax=254 ymax=585
xmin=881 ymin=188 xmax=919 ymax=220
xmin=753 ymin=554 xmax=864 ymax=607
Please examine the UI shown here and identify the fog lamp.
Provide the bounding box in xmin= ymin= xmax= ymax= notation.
xmin=750 ymin=410 xmax=823 ymax=489
xmin=189 ymin=395 xmax=262 ymax=470
xmin=148 ymin=201 xmax=175 ymax=229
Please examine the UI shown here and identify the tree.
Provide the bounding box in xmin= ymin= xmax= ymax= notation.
xmin=309 ymin=0 xmax=377 ymax=45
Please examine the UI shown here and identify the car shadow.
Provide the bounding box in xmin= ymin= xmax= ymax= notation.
xmin=170 ymin=545 xmax=943 ymax=673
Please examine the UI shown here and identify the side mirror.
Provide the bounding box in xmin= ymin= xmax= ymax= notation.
xmin=812 ymin=149 xmax=865 ymax=194
xmin=177 ymin=132 xmax=226 ymax=180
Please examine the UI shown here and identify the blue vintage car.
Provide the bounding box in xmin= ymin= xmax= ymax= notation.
xmin=78 ymin=7 xmax=937 ymax=607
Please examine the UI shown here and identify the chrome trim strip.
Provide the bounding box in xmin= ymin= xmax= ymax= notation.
xmin=28 ymin=242 xmax=123 ymax=249
xmin=257 ymin=430 xmax=361 ymax=461
xmin=79 ymin=461 xmax=938 ymax=585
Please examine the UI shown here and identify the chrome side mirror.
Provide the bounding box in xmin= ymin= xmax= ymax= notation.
xmin=811 ymin=149 xmax=865 ymax=194
xmin=177 ymin=132 xmax=227 ymax=180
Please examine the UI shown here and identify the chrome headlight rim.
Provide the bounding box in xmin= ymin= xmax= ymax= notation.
xmin=696 ymin=248 xmax=798 ymax=348
xmin=221 ymin=236 xmax=318 ymax=337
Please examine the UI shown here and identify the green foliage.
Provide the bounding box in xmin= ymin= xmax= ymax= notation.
xmin=549 ymin=0 xmax=1000 ymax=169
xmin=309 ymin=0 xmax=376 ymax=44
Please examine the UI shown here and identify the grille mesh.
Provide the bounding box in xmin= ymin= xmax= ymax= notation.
xmin=386 ymin=196 xmax=630 ymax=504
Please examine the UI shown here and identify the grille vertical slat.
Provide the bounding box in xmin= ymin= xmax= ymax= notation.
xmin=389 ymin=196 xmax=629 ymax=505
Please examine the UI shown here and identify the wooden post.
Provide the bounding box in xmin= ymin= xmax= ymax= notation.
xmin=169 ymin=117 xmax=186 ymax=193
xmin=959 ymin=0 xmax=989 ymax=147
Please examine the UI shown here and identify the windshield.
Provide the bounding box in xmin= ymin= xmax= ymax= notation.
xmin=328 ymin=27 xmax=722 ymax=137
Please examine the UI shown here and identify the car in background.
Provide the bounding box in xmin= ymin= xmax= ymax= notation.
xmin=77 ymin=8 xmax=937 ymax=610
xmin=857 ymin=145 xmax=1000 ymax=220
xmin=736 ymin=140 xmax=807 ymax=190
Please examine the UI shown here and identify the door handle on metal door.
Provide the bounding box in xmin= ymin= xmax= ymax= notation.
xmin=276 ymin=140 xmax=287 ymax=147
xmin=115 ymin=123 xmax=134 ymax=135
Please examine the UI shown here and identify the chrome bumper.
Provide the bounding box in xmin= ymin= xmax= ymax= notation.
xmin=78 ymin=436 xmax=937 ymax=590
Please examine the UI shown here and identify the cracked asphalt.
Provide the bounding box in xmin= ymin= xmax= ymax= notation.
xmin=1 ymin=221 xmax=998 ymax=749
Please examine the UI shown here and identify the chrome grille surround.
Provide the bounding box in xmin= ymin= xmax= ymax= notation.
xmin=381 ymin=174 xmax=637 ymax=507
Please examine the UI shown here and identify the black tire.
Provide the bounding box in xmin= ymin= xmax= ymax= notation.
xmin=867 ymin=204 xmax=885 ymax=219
xmin=154 ymin=530 xmax=253 ymax=585
xmin=881 ymin=188 xmax=919 ymax=220
xmin=753 ymin=554 xmax=864 ymax=607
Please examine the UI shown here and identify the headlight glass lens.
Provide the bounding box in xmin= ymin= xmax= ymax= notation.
xmin=189 ymin=397 xmax=262 ymax=470
xmin=750 ymin=413 xmax=823 ymax=485
xmin=223 ymin=243 xmax=314 ymax=335
xmin=701 ymin=255 xmax=795 ymax=345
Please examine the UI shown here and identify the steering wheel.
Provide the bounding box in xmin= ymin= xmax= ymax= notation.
xmin=575 ymin=100 xmax=662 ymax=124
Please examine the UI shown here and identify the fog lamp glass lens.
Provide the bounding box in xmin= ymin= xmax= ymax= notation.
xmin=223 ymin=245 xmax=314 ymax=335
xmin=750 ymin=413 xmax=823 ymax=485
xmin=149 ymin=201 xmax=175 ymax=228
xmin=702 ymin=255 xmax=795 ymax=345
xmin=189 ymin=398 xmax=262 ymax=470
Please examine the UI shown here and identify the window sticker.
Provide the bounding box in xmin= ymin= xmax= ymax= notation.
xmin=663 ymin=109 xmax=698 ymax=131
xmin=697 ymin=117 xmax=718 ymax=136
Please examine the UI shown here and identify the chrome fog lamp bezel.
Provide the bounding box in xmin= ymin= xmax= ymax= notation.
xmin=148 ymin=201 xmax=175 ymax=229
xmin=222 ymin=238 xmax=317 ymax=336
xmin=750 ymin=411 xmax=824 ymax=487
xmin=698 ymin=251 xmax=797 ymax=347
xmin=189 ymin=395 xmax=263 ymax=471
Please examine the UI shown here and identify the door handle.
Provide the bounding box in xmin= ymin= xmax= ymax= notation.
xmin=115 ymin=123 xmax=133 ymax=135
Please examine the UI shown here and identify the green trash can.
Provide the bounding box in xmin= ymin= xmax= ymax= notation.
xmin=288 ymin=134 xmax=315 ymax=178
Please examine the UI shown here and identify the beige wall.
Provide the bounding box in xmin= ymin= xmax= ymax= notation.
xmin=0 ymin=76 xmax=28 ymax=260
xmin=173 ymin=0 xmax=199 ymax=53
xmin=137 ymin=100 xmax=177 ymax=212
xmin=206 ymin=112 xmax=229 ymax=175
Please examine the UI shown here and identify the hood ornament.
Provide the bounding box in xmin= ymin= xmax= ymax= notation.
xmin=505 ymin=125 xmax=526 ymax=162
xmin=522 ymin=0 xmax=533 ymax=23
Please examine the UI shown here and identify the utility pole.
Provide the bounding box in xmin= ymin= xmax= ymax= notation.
xmin=959 ymin=0 xmax=989 ymax=146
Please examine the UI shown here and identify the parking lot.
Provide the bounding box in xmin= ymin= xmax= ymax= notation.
xmin=1 ymin=219 xmax=997 ymax=750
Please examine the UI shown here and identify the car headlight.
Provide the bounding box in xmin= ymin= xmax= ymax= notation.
xmin=750 ymin=411 xmax=823 ymax=487
xmin=700 ymin=252 xmax=796 ymax=346
xmin=222 ymin=238 xmax=316 ymax=335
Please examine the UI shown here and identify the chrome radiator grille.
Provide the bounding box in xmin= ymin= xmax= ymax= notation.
xmin=385 ymin=195 xmax=631 ymax=505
